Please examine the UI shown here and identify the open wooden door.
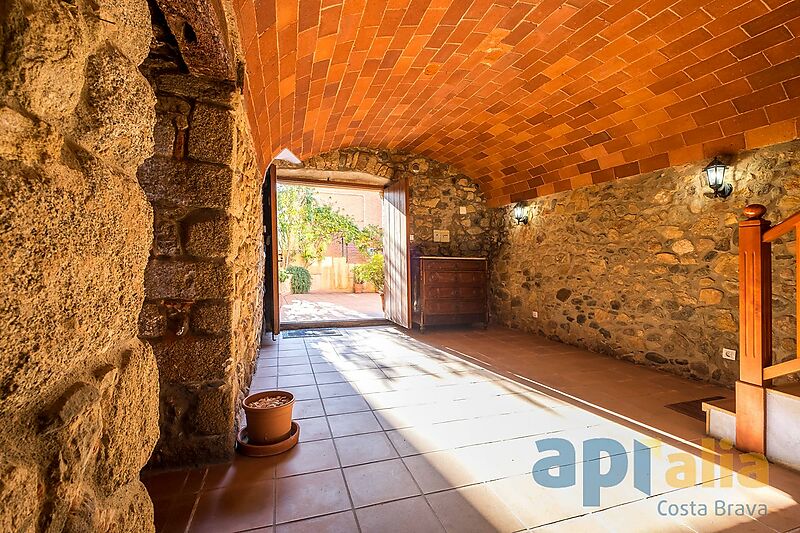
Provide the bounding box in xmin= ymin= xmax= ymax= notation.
xmin=382 ymin=178 xmax=412 ymax=329
xmin=263 ymin=163 xmax=280 ymax=338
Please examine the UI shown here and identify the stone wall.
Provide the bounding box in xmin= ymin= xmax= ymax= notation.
xmin=491 ymin=141 xmax=799 ymax=387
xmin=1 ymin=0 xmax=159 ymax=531
xmin=137 ymin=9 xmax=264 ymax=467
xmin=291 ymin=148 xmax=494 ymax=259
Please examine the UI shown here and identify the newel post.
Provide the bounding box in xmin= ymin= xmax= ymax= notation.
xmin=736 ymin=204 xmax=772 ymax=455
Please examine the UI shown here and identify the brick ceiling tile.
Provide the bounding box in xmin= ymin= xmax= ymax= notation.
xmin=744 ymin=119 xmax=797 ymax=148
xmin=730 ymin=26 xmax=793 ymax=60
xmin=733 ymin=83 xmax=788 ymax=112
xmin=784 ymin=77 xmax=800 ymax=98
xmin=701 ymin=78 xmax=752 ymax=106
xmin=702 ymin=133 xmax=746 ymax=156
xmin=742 ymin=0 xmax=800 ymax=36
xmin=748 ymin=57 xmax=800 ymax=90
xmin=669 ymin=143 xmax=704 ymax=164
xmin=720 ymin=108 xmax=770 ymax=135
xmin=705 ymin=0 xmax=769 ymax=35
xmin=715 ymin=53 xmax=770 ymax=83
xmin=765 ymin=96 xmax=800 ymax=123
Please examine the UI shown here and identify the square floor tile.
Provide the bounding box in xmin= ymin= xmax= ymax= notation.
xmin=323 ymin=395 xmax=371 ymax=415
xmin=275 ymin=469 xmax=351 ymax=524
xmin=357 ymin=496 xmax=445 ymax=533
xmin=203 ymin=457 xmax=275 ymax=490
xmin=334 ymin=432 xmax=398 ymax=467
xmin=314 ymin=371 xmax=349 ymax=384
xmin=425 ymin=483 xmax=524 ymax=533
xmin=274 ymin=510 xmax=357 ymax=533
xmin=279 ymin=365 xmax=313 ymax=376
xmin=188 ymin=480 xmax=274 ymax=533
xmin=327 ymin=411 xmax=382 ymax=437
xmin=318 ymin=382 xmax=360 ymax=398
xmin=283 ymin=385 xmax=320 ymax=401
xmin=275 ymin=439 xmax=340 ymax=477
xmin=297 ymin=416 xmax=332 ymax=442
xmin=278 ymin=374 xmax=317 ymax=387
xmin=293 ymin=399 xmax=325 ymax=419
xmin=343 ymin=459 xmax=420 ymax=507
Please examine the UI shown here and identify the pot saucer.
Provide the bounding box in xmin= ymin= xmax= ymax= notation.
xmin=236 ymin=421 xmax=300 ymax=457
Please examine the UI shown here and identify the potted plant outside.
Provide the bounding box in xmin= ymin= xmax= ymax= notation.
xmin=242 ymin=390 xmax=295 ymax=444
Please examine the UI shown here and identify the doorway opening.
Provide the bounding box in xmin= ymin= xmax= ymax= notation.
xmin=276 ymin=181 xmax=388 ymax=328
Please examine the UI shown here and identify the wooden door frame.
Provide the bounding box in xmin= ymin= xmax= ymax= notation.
xmin=263 ymin=163 xmax=280 ymax=338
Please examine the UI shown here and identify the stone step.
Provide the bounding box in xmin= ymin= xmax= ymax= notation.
xmin=704 ymin=384 xmax=800 ymax=470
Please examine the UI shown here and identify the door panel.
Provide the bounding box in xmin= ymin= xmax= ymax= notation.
xmin=382 ymin=178 xmax=411 ymax=328
xmin=263 ymin=164 xmax=280 ymax=337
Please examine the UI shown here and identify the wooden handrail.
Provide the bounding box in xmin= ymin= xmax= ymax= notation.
xmin=735 ymin=204 xmax=800 ymax=455
xmin=763 ymin=210 xmax=800 ymax=243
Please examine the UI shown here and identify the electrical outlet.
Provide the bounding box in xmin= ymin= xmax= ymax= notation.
xmin=532 ymin=311 xmax=538 ymax=318
xmin=433 ymin=230 xmax=441 ymax=242
xmin=459 ymin=206 xmax=467 ymax=214
xmin=439 ymin=229 xmax=450 ymax=242
xmin=722 ymin=348 xmax=737 ymax=360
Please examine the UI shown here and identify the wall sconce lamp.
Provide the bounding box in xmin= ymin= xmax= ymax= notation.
xmin=513 ymin=202 xmax=529 ymax=225
xmin=703 ymin=157 xmax=732 ymax=198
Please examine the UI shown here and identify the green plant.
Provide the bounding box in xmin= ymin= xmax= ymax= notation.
xmin=285 ymin=265 xmax=311 ymax=294
xmin=278 ymin=269 xmax=289 ymax=283
xmin=352 ymin=253 xmax=384 ymax=293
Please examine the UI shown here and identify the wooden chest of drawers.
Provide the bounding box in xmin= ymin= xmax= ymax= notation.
xmin=412 ymin=256 xmax=488 ymax=331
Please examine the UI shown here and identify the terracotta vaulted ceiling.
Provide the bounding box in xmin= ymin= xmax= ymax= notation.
xmin=232 ymin=0 xmax=800 ymax=206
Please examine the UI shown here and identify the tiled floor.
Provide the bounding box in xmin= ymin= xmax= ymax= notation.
xmin=144 ymin=326 xmax=800 ymax=533
xmin=280 ymin=293 xmax=384 ymax=323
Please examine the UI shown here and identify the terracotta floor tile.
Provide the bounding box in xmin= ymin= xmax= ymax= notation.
xmin=334 ymin=432 xmax=398 ymax=467
xmin=203 ymin=457 xmax=274 ymax=490
xmin=142 ymin=470 xmax=188 ymax=501
xmin=277 ymin=373 xmax=317 ymax=387
xmin=278 ymin=365 xmax=314 ymax=376
xmin=274 ymin=510 xmax=358 ymax=533
xmin=297 ymin=416 xmax=332 ymax=442
xmin=279 ymin=355 xmax=311 ymax=366
xmin=293 ymin=399 xmax=325 ymax=419
xmin=188 ymin=479 xmax=274 ymax=533
xmin=158 ymin=493 xmax=199 ymax=533
xmin=425 ymin=483 xmax=525 ymax=533
xmin=281 ymin=384 xmax=320 ymax=401
xmin=275 ymin=469 xmax=351 ymax=524
xmin=314 ymin=371 xmax=349 ymax=384
xmin=356 ymin=496 xmax=445 ymax=533
xmin=274 ymin=439 xmax=340 ymax=477
xmin=343 ymin=458 xmax=421 ymax=507
xmin=327 ymin=411 xmax=382 ymax=437
xmin=317 ymin=381 xmax=360 ymax=398
xmin=322 ymin=394 xmax=371 ymax=415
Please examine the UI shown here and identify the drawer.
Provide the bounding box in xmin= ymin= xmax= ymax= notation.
xmin=423 ymin=271 xmax=486 ymax=286
xmin=425 ymin=299 xmax=486 ymax=315
xmin=423 ymin=259 xmax=486 ymax=272
xmin=425 ymin=286 xmax=486 ymax=299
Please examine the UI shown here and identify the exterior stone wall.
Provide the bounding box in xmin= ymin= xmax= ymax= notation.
xmin=492 ymin=141 xmax=799 ymax=387
xmin=290 ymin=148 xmax=494 ymax=259
xmin=1 ymin=0 xmax=159 ymax=531
xmin=137 ymin=12 xmax=263 ymax=467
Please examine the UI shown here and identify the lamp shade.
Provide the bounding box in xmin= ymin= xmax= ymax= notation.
xmin=704 ymin=157 xmax=727 ymax=190
xmin=513 ymin=202 xmax=528 ymax=224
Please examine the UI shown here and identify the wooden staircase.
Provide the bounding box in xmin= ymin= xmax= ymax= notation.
xmin=704 ymin=205 xmax=800 ymax=468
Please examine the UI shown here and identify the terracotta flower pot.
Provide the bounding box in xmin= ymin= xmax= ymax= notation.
xmin=243 ymin=391 xmax=295 ymax=445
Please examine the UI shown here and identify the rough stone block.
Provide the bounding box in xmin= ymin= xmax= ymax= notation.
xmin=188 ymin=103 xmax=235 ymax=165
xmin=152 ymin=114 xmax=176 ymax=157
xmin=189 ymin=383 xmax=235 ymax=435
xmin=95 ymin=341 xmax=159 ymax=494
xmin=190 ymin=301 xmax=232 ymax=335
xmin=137 ymin=156 xmax=233 ymax=208
xmin=0 ymin=458 xmax=39 ymax=533
xmin=74 ymin=44 xmax=156 ymax=169
xmin=184 ymin=212 xmax=232 ymax=258
xmin=150 ymin=335 xmax=233 ymax=383
xmin=144 ymin=259 xmax=233 ymax=300
xmin=154 ymin=73 xmax=237 ymax=105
